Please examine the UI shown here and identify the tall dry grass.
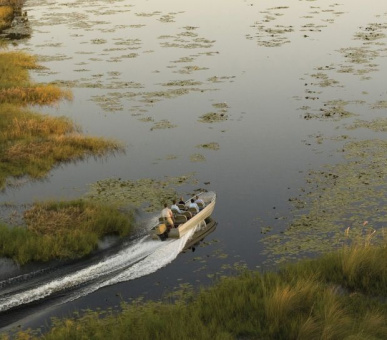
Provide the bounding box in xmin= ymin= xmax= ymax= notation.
xmin=0 ymin=6 xmax=13 ymax=31
xmin=0 ymin=104 xmax=121 ymax=187
xmin=0 ymin=109 xmax=75 ymax=141
xmin=0 ymin=0 xmax=24 ymax=6
xmin=12 ymin=251 xmax=387 ymax=340
xmin=0 ymin=51 xmax=72 ymax=105
xmin=282 ymin=240 xmax=387 ymax=295
xmin=0 ymin=50 xmax=122 ymax=188
xmin=0 ymin=85 xmax=73 ymax=106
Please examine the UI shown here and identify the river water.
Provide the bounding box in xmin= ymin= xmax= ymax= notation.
xmin=1 ymin=0 xmax=387 ymax=333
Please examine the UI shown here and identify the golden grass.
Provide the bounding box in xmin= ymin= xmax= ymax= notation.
xmin=10 ymin=247 xmax=387 ymax=340
xmin=0 ymin=111 xmax=75 ymax=140
xmin=0 ymin=132 xmax=121 ymax=184
xmin=264 ymin=278 xmax=319 ymax=332
xmin=0 ymin=6 xmax=13 ymax=31
xmin=0 ymin=51 xmax=37 ymax=67
xmin=0 ymin=85 xmax=73 ymax=106
xmin=0 ymin=0 xmax=22 ymax=6
xmin=0 ymin=50 xmax=123 ymax=188
xmin=0 ymin=51 xmax=72 ymax=105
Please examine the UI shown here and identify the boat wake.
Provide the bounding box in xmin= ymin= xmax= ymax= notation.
xmin=0 ymin=224 xmax=197 ymax=313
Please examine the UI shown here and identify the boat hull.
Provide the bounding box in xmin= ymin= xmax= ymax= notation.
xmin=150 ymin=192 xmax=216 ymax=240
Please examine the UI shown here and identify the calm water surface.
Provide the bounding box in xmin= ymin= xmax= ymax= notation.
xmin=1 ymin=0 xmax=387 ymax=332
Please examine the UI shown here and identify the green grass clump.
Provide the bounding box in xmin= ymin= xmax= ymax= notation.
xmin=281 ymin=243 xmax=387 ymax=295
xmin=7 ymin=243 xmax=387 ymax=339
xmin=0 ymin=199 xmax=133 ymax=265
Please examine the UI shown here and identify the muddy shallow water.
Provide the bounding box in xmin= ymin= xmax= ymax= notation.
xmin=1 ymin=0 xmax=387 ymax=333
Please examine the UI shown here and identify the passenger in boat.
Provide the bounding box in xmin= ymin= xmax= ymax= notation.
xmin=161 ymin=203 xmax=174 ymax=229
xmin=178 ymin=197 xmax=185 ymax=205
xmin=195 ymin=195 xmax=205 ymax=210
xmin=171 ymin=200 xmax=183 ymax=214
xmin=172 ymin=199 xmax=192 ymax=220
xmin=188 ymin=198 xmax=199 ymax=213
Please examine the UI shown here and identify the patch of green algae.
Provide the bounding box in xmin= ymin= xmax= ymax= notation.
xmin=190 ymin=153 xmax=206 ymax=162
xmin=347 ymin=118 xmax=387 ymax=132
xmin=196 ymin=142 xmax=220 ymax=151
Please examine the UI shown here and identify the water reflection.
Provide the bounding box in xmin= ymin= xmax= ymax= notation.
xmin=1 ymin=0 xmax=387 ymax=332
xmin=182 ymin=217 xmax=217 ymax=252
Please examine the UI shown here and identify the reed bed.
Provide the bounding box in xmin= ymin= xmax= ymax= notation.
xmin=0 ymin=51 xmax=72 ymax=105
xmin=0 ymin=199 xmax=133 ymax=265
xmin=0 ymin=0 xmax=24 ymax=6
xmin=0 ymin=85 xmax=72 ymax=106
xmin=0 ymin=51 xmax=122 ymax=188
xmin=0 ymin=6 xmax=13 ymax=31
xmin=6 ymin=242 xmax=387 ymax=339
xmin=281 ymin=242 xmax=387 ymax=295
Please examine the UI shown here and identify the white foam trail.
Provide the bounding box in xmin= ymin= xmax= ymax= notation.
xmin=0 ymin=227 xmax=196 ymax=312
xmin=69 ymin=226 xmax=196 ymax=302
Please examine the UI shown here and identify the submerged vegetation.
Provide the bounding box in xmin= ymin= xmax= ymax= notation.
xmin=0 ymin=199 xmax=133 ymax=265
xmin=0 ymin=50 xmax=122 ymax=188
xmin=262 ymin=137 xmax=387 ymax=264
xmin=86 ymin=175 xmax=196 ymax=212
xmin=6 ymin=242 xmax=387 ymax=339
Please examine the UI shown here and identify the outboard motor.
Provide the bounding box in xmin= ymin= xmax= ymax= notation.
xmin=155 ymin=224 xmax=168 ymax=241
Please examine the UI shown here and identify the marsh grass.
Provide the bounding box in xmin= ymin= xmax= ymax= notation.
xmin=0 ymin=0 xmax=23 ymax=6
xmin=9 ymin=242 xmax=387 ymax=339
xmin=0 ymin=199 xmax=133 ymax=265
xmin=0 ymin=6 xmax=13 ymax=31
xmin=282 ymin=242 xmax=387 ymax=295
xmin=0 ymin=51 xmax=122 ymax=188
xmin=0 ymin=85 xmax=73 ymax=106
xmin=0 ymin=51 xmax=72 ymax=105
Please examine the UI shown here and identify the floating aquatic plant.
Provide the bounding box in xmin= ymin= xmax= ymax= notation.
xmin=86 ymin=175 xmax=197 ymax=212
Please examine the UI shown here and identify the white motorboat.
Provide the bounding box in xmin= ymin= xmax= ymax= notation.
xmin=150 ymin=191 xmax=216 ymax=240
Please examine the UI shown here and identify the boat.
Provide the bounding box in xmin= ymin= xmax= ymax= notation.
xmin=150 ymin=191 xmax=216 ymax=240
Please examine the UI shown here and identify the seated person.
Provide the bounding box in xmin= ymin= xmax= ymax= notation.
xmin=178 ymin=197 xmax=186 ymax=205
xmin=171 ymin=200 xmax=183 ymax=213
xmin=172 ymin=199 xmax=192 ymax=219
xmin=188 ymin=198 xmax=199 ymax=213
xmin=195 ymin=195 xmax=205 ymax=209
xmin=161 ymin=203 xmax=174 ymax=229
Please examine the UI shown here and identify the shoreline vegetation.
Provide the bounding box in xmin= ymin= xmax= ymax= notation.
xmin=0 ymin=50 xmax=123 ymax=189
xmin=0 ymin=5 xmax=128 ymax=265
xmin=1 ymin=2 xmax=387 ymax=339
xmin=3 ymin=241 xmax=386 ymax=339
xmin=0 ymin=5 xmax=13 ymax=32
xmin=0 ymin=199 xmax=133 ymax=265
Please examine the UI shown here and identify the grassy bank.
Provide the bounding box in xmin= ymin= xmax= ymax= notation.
xmin=0 ymin=199 xmax=133 ymax=265
xmin=0 ymin=50 xmax=122 ymax=189
xmin=0 ymin=5 xmax=13 ymax=31
xmin=5 ymin=242 xmax=386 ymax=339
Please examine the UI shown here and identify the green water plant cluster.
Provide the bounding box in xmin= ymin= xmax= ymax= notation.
xmin=0 ymin=199 xmax=133 ymax=265
xmin=263 ymin=138 xmax=387 ymax=264
xmin=6 ymin=242 xmax=387 ymax=339
xmin=86 ymin=175 xmax=196 ymax=212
